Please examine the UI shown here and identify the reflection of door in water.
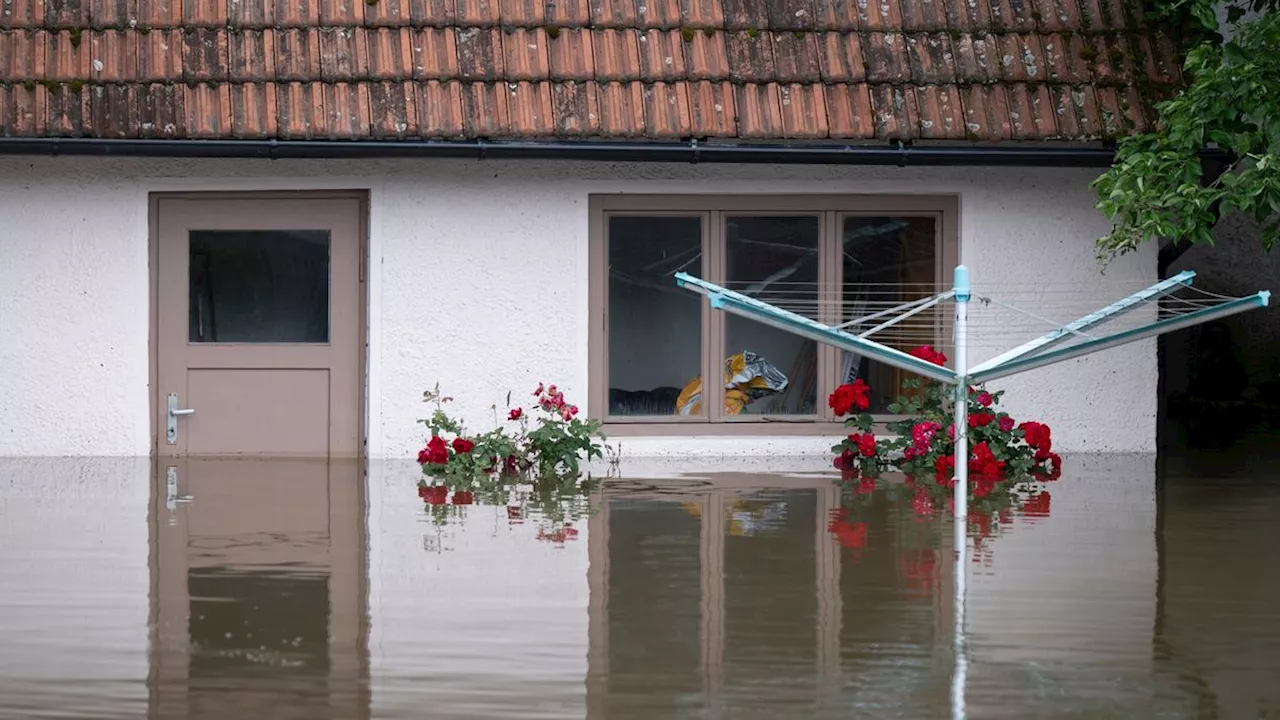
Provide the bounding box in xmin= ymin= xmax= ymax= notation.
xmin=152 ymin=194 xmax=364 ymax=458
xmin=149 ymin=458 xmax=367 ymax=719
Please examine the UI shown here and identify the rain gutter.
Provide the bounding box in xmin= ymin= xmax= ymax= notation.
xmin=0 ymin=137 xmax=1121 ymax=167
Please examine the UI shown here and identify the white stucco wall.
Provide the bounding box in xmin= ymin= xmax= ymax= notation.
xmin=0 ymin=156 xmax=1157 ymax=458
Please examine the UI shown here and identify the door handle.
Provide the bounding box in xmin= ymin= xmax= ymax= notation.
xmin=166 ymin=393 xmax=195 ymax=444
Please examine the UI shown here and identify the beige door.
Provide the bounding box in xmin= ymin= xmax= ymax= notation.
xmin=154 ymin=194 xmax=364 ymax=458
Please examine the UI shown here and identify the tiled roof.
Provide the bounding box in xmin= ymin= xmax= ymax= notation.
xmin=0 ymin=0 xmax=1183 ymax=143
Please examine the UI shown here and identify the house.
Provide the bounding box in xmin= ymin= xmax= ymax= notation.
xmin=0 ymin=0 xmax=1182 ymax=460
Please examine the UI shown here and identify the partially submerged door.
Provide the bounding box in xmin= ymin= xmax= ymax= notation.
xmin=154 ymin=195 xmax=364 ymax=457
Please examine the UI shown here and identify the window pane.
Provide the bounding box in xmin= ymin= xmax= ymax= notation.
xmin=840 ymin=217 xmax=939 ymax=412
xmin=607 ymin=216 xmax=703 ymax=416
xmin=189 ymin=230 xmax=331 ymax=343
xmin=724 ymin=216 xmax=820 ymax=416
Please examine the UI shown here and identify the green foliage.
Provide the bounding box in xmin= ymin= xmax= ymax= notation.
xmin=1093 ymin=3 xmax=1280 ymax=261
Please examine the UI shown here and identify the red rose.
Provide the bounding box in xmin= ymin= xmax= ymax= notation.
xmin=968 ymin=412 xmax=994 ymax=428
xmin=508 ymin=407 xmax=523 ymax=420
xmin=855 ymin=478 xmax=877 ymax=495
xmin=533 ymin=382 xmax=544 ymax=395
xmin=908 ymin=345 xmax=948 ymax=366
xmin=934 ymin=455 xmax=955 ymax=486
xmin=451 ymin=437 xmax=475 ymax=454
xmin=856 ymin=432 xmax=877 ymax=458
xmin=998 ymin=416 xmax=1015 ymax=432
xmin=1019 ymin=421 xmax=1052 ymax=451
xmin=423 ymin=435 xmax=449 ymax=464
xmin=833 ymin=449 xmax=857 ymax=471
xmin=977 ymin=391 xmax=993 ymax=407
xmin=560 ymin=404 xmax=579 ymax=421
xmin=828 ymin=379 xmax=871 ymax=416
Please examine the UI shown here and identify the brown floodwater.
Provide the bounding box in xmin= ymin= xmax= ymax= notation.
xmin=0 ymin=441 xmax=1277 ymax=719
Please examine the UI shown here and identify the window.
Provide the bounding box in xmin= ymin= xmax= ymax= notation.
xmin=589 ymin=195 xmax=958 ymax=434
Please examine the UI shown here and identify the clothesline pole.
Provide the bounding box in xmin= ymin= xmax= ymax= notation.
xmin=952 ymin=265 xmax=970 ymax=522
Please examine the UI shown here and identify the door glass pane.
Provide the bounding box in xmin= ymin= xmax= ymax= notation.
xmin=840 ymin=217 xmax=938 ymax=412
xmin=724 ymin=216 xmax=820 ymax=416
xmin=189 ymin=230 xmax=331 ymax=343
xmin=607 ymin=216 xmax=703 ymax=417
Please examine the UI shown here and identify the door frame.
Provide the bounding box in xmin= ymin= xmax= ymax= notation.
xmin=147 ymin=190 xmax=370 ymax=459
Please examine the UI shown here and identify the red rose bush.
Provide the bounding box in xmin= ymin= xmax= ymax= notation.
xmin=828 ymin=345 xmax=1060 ymax=523
xmin=413 ymin=382 xmax=613 ymax=536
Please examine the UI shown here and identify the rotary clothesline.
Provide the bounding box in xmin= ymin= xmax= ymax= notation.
xmin=674 ymin=266 xmax=1271 ymax=520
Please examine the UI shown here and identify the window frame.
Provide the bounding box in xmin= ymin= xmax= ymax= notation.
xmin=588 ymin=194 xmax=960 ymax=437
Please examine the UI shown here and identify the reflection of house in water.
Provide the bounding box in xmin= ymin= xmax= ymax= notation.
xmin=148 ymin=458 xmax=369 ymax=720
xmin=584 ymin=473 xmax=955 ymax=718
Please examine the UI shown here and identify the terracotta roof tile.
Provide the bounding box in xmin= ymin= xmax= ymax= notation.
xmin=368 ymin=80 xmax=415 ymax=137
xmin=1007 ymin=82 xmax=1055 ymax=138
xmin=456 ymin=0 xmax=500 ymax=25
xmin=721 ymin=0 xmax=768 ymax=29
xmin=229 ymin=29 xmax=275 ymax=83
xmin=810 ymin=0 xmax=858 ymax=30
xmin=47 ymin=84 xmax=90 ymax=136
xmin=503 ymin=27 xmax=550 ymax=80
xmin=322 ymin=81 xmax=371 ymax=138
xmin=825 ymin=82 xmax=873 ymax=137
xmin=953 ymin=32 xmax=997 ymax=82
xmin=900 ymin=0 xmax=950 ymax=31
xmin=412 ymin=28 xmax=458 ymax=80
xmin=361 ymin=0 xmax=412 ymax=26
xmin=870 ymin=84 xmax=920 ymax=139
xmin=229 ymin=82 xmax=278 ymax=138
xmin=864 ymin=32 xmax=909 ymax=83
xmin=546 ymin=0 xmax=590 ymax=25
xmin=637 ymin=0 xmax=681 ymax=28
xmin=961 ymin=83 xmax=1012 ymax=140
xmin=507 ymin=80 xmax=554 ymax=135
xmin=276 ymin=0 xmax=320 ymax=27
xmin=416 ymin=78 xmax=464 ymax=136
xmin=642 ymin=80 xmax=690 ymax=137
xmin=688 ymin=79 xmax=734 ymax=136
xmin=184 ymin=0 xmax=227 ymax=27
xmin=735 ymin=81 xmax=782 ymax=138
xmin=0 ymin=0 xmax=1185 ymax=143
xmin=367 ymin=27 xmax=411 ymax=81
xmin=90 ymin=83 xmax=135 ymax=138
xmin=685 ymin=29 xmax=729 ymax=79
xmin=592 ymin=28 xmax=639 ymax=80
xmin=906 ymin=33 xmax=955 ymax=84
xmin=916 ymin=84 xmax=966 ymax=139
xmin=597 ymin=80 xmax=644 ymax=136
xmin=548 ymin=29 xmax=595 ymax=80
xmin=636 ymin=29 xmax=685 ymax=81
xmin=770 ymin=31 xmax=820 ymax=83
xmin=590 ymin=0 xmax=638 ymax=28
xmin=0 ymin=83 xmax=46 ymax=135
xmin=778 ymin=82 xmax=826 ymax=138
xmin=318 ymin=27 xmax=368 ymax=81
xmin=501 ymin=0 xmax=545 ymax=25
xmin=725 ymin=31 xmax=775 ymax=82
xmin=680 ymin=0 xmax=723 ymax=27
xmin=766 ymin=0 xmax=817 ymax=31
xmin=183 ymin=82 xmax=231 ymax=139
xmin=859 ymin=0 xmax=903 ymax=31
xmin=551 ymin=80 xmax=599 ymax=135
xmin=139 ymin=82 xmax=183 ymax=137
xmin=276 ymin=29 xmax=320 ymax=82
xmin=459 ymin=80 xmax=505 ymax=136
xmin=1 ymin=30 xmax=46 ymax=82
xmin=817 ymin=31 xmax=864 ymax=82
xmin=945 ymin=0 xmax=992 ymax=30
xmin=229 ymin=0 xmax=273 ymax=26
xmin=457 ymin=27 xmax=504 ymax=80
xmin=276 ymin=81 xmax=321 ymax=138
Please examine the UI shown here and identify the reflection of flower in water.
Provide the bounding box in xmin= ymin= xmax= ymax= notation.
xmin=899 ymin=549 xmax=938 ymax=597
xmin=826 ymin=509 xmax=867 ymax=550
